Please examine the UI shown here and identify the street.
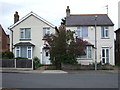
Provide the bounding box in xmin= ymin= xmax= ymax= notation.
xmin=2 ymin=72 xmax=118 ymax=88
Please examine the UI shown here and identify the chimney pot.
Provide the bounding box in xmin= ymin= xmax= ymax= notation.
xmin=14 ymin=11 xmax=19 ymax=23
xmin=66 ymin=6 xmax=70 ymax=17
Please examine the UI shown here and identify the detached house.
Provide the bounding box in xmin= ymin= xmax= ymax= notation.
xmin=8 ymin=11 xmax=55 ymax=64
xmin=65 ymin=6 xmax=115 ymax=65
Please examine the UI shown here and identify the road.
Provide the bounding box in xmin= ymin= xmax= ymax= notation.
xmin=2 ymin=72 xmax=118 ymax=88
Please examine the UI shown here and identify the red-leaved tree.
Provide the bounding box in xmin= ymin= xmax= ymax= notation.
xmin=45 ymin=25 xmax=87 ymax=69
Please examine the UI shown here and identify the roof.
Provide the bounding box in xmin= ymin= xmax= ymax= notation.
xmin=14 ymin=42 xmax=35 ymax=46
xmin=66 ymin=14 xmax=114 ymax=26
xmin=115 ymin=28 xmax=120 ymax=33
xmin=0 ymin=24 xmax=9 ymax=37
xmin=8 ymin=11 xmax=55 ymax=29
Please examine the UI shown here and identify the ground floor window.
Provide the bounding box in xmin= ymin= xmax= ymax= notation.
xmin=78 ymin=46 xmax=92 ymax=59
xmin=15 ymin=46 xmax=32 ymax=59
xmin=102 ymin=47 xmax=109 ymax=64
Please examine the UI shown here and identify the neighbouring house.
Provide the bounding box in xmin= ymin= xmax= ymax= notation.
xmin=115 ymin=28 xmax=120 ymax=65
xmin=8 ymin=11 xmax=55 ymax=64
xmin=0 ymin=25 xmax=10 ymax=52
xmin=65 ymin=6 xmax=115 ymax=65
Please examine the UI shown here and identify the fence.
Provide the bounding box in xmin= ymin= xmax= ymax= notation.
xmin=0 ymin=59 xmax=33 ymax=70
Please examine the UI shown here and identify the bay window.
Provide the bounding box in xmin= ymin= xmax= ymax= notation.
xmin=15 ymin=46 xmax=32 ymax=59
xmin=78 ymin=46 xmax=92 ymax=59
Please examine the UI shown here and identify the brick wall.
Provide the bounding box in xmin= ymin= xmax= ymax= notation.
xmin=0 ymin=25 xmax=10 ymax=52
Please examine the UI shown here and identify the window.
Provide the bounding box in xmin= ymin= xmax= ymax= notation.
xmin=20 ymin=28 xmax=31 ymax=39
xmin=43 ymin=28 xmax=50 ymax=36
xmin=15 ymin=46 xmax=32 ymax=59
xmin=101 ymin=27 xmax=109 ymax=38
xmin=27 ymin=47 xmax=32 ymax=59
xmin=102 ymin=47 xmax=109 ymax=64
xmin=79 ymin=46 xmax=92 ymax=59
xmin=46 ymin=52 xmax=49 ymax=57
xmin=16 ymin=47 xmax=20 ymax=57
xmin=76 ymin=27 xmax=88 ymax=38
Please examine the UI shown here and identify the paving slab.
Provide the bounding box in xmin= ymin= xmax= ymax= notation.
xmin=41 ymin=70 xmax=68 ymax=74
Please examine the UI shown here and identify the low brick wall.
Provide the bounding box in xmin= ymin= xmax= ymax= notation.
xmin=61 ymin=63 xmax=114 ymax=70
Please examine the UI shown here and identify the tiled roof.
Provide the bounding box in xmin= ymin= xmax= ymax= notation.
xmin=66 ymin=14 xmax=114 ymax=26
xmin=14 ymin=42 xmax=35 ymax=46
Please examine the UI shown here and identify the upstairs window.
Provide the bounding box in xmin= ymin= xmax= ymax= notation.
xmin=101 ymin=26 xmax=109 ymax=38
xmin=20 ymin=28 xmax=31 ymax=39
xmin=43 ymin=28 xmax=50 ymax=36
xmin=76 ymin=27 xmax=88 ymax=38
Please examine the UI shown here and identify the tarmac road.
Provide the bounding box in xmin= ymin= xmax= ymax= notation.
xmin=2 ymin=72 xmax=118 ymax=88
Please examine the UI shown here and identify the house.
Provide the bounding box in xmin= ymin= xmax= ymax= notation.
xmin=65 ymin=6 xmax=115 ymax=65
xmin=115 ymin=28 xmax=120 ymax=65
xmin=0 ymin=25 xmax=10 ymax=52
xmin=8 ymin=11 xmax=55 ymax=64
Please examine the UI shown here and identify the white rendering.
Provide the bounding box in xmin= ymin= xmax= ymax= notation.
xmin=65 ymin=6 xmax=115 ymax=65
xmin=8 ymin=11 xmax=55 ymax=65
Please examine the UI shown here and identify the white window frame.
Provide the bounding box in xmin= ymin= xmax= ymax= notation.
xmin=20 ymin=28 xmax=31 ymax=39
xmin=43 ymin=27 xmax=50 ymax=36
xmin=27 ymin=47 xmax=32 ymax=59
xmin=101 ymin=26 xmax=109 ymax=38
xmin=15 ymin=47 xmax=20 ymax=57
xmin=76 ymin=27 xmax=88 ymax=38
xmin=78 ymin=46 xmax=92 ymax=59
xmin=101 ymin=47 xmax=110 ymax=64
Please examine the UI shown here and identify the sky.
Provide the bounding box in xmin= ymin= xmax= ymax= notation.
xmin=0 ymin=0 xmax=119 ymax=34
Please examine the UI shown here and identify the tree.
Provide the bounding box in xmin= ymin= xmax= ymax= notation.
xmin=45 ymin=25 xmax=87 ymax=69
xmin=61 ymin=17 xmax=66 ymax=25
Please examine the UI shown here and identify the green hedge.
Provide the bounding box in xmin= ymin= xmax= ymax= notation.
xmin=1 ymin=51 xmax=14 ymax=59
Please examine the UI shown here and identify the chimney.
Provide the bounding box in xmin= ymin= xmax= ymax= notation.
xmin=14 ymin=11 xmax=19 ymax=23
xmin=66 ymin=6 xmax=70 ymax=17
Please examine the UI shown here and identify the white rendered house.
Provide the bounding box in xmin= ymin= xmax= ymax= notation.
xmin=8 ymin=11 xmax=55 ymax=65
xmin=65 ymin=6 xmax=115 ymax=65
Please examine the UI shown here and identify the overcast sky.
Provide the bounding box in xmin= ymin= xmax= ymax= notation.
xmin=0 ymin=0 xmax=119 ymax=34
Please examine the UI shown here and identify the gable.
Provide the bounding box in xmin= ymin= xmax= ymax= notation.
xmin=8 ymin=12 xmax=55 ymax=30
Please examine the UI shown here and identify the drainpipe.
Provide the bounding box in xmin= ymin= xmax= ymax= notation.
xmin=94 ymin=15 xmax=98 ymax=71
xmin=8 ymin=28 xmax=13 ymax=52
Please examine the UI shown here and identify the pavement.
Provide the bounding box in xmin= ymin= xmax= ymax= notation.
xmin=0 ymin=69 xmax=68 ymax=74
xmin=0 ymin=68 xmax=118 ymax=74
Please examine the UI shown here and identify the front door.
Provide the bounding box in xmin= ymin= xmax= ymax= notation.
xmin=102 ymin=47 xmax=109 ymax=64
xmin=42 ymin=49 xmax=50 ymax=64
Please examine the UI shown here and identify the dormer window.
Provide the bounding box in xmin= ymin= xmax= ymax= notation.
xmin=20 ymin=28 xmax=31 ymax=39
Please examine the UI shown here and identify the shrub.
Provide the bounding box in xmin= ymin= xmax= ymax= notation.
xmin=2 ymin=51 xmax=14 ymax=59
xmin=33 ymin=56 xmax=42 ymax=69
xmin=15 ymin=57 xmax=28 ymax=59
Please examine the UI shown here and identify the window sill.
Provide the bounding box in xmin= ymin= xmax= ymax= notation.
xmin=76 ymin=58 xmax=93 ymax=60
xmin=101 ymin=37 xmax=110 ymax=39
xmin=19 ymin=39 xmax=31 ymax=41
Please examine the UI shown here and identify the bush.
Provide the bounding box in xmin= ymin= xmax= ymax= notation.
xmin=15 ymin=57 xmax=28 ymax=59
xmin=2 ymin=51 xmax=14 ymax=59
xmin=33 ymin=56 xmax=42 ymax=69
